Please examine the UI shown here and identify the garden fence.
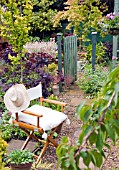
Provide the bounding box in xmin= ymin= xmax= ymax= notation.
xmin=63 ymin=35 xmax=77 ymax=82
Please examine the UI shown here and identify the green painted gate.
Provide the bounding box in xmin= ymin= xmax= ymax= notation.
xmin=63 ymin=35 xmax=77 ymax=82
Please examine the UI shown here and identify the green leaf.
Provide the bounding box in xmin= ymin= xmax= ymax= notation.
xmin=113 ymin=120 xmax=119 ymax=128
xmin=76 ymin=101 xmax=86 ymax=118
xmin=83 ymin=152 xmax=91 ymax=167
xmin=104 ymin=143 xmax=110 ymax=150
xmin=114 ymin=125 xmax=119 ymax=136
xmin=84 ymin=109 xmax=92 ymax=122
xmin=53 ymin=132 xmax=58 ymax=138
xmin=114 ymin=82 xmax=119 ymax=92
xmin=113 ymin=92 xmax=118 ymax=106
xmin=108 ymin=67 xmax=119 ymax=80
xmin=105 ymin=124 xmax=116 ymax=143
xmin=84 ymin=126 xmax=93 ymax=137
xmin=80 ymin=151 xmax=87 ymax=158
xmin=69 ymin=148 xmax=77 ymax=170
xmin=96 ymin=130 xmax=103 ymax=152
xmin=89 ymin=132 xmax=97 ymax=145
xmin=80 ymin=107 xmax=88 ymax=121
xmin=62 ymin=136 xmax=69 ymax=143
xmin=78 ymin=130 xmax=85 ymax=144
xmin=90 ymin=150 xmax=103 ymax=168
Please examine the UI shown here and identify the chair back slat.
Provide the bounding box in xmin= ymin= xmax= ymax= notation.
xmin=27 ymin=84 xmax=42 ymax=101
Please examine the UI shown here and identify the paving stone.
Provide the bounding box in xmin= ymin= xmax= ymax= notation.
xmin=7 ymin=139 xmax=37 ymax=153
xmin=71 ymin=97 xmax=85 ymax=106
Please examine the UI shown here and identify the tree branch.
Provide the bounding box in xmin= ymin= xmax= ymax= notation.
xmin=100 ymin=91 xmax=116 ymax=122
xmin=74 ymin=91 xmax=116 ymax=159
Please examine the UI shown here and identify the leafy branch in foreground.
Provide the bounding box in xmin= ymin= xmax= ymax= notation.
xmin=56 ymin=66 xmax=119 ymax=170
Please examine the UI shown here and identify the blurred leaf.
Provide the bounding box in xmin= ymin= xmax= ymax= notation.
xmin=84 ymin=126 xmax=93 ymax=136
xmin=96 ymin=130 xmax=103 ymax=152
xmin=84 ymin=109 xmax=92 ymax=122
xmin=89 ymin=132 xmax=97 ymax=145
xmin=90 ymin=150 xmax=103 ymax=167
xmin=114 ymin=82 xmax=119 ymax=92
xmin=105 ymin=124 xmax=116 ymax=143
xmin=76 ymin=101 xmax=86 ymax=118
xmin=83 ymin=152 xmax=91 ymax=167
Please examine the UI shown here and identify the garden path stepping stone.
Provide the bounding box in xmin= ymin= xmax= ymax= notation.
xmin=7 ymin=139 xmax=36 ymax=153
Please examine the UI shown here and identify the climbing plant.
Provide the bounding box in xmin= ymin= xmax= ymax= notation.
xmin=56 ymin=66 xmax=119 ymax=170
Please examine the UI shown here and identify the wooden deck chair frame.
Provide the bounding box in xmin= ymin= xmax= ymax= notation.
xmin=11 ymin=83 xmax=67 ymax=165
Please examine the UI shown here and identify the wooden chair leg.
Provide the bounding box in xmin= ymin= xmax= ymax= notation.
xmin=20 ymin=128 xmax=41 ymax=142
xmin=21 ymin=130 xmax=34 ymax=150
xmin=19 ymin=128 xmax=58 ymax=165
xmin=35 ymin=134 xmax=58 ymax=165
xmin=36 ymin=141 xmax=49 ymax=165
xmin=47 ymin=136 xmax=58 ymax=147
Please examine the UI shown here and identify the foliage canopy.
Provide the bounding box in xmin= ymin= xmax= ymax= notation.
xmin=53 ymin=0 xmax=107 ymax=40
xmin=0 ymin=0 xmax=56 ymax=52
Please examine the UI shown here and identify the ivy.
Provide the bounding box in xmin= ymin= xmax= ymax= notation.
xmin=56 ymin=67 xmax=119 ymax=169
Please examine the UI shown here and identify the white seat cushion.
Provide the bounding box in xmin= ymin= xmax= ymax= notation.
xmin=10 ymin=105 xmax=70 ymax=131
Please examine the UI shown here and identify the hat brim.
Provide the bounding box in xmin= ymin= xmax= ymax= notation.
xmin=4 ymin=84 xmax=30 ymax=112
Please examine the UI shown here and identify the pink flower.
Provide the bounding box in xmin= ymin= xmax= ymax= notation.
xmin=106 ymin=14 xmax=111 ymax=19
xmin=112 ymin=56 xmax=117 ymax=60
xmin=110 ymin=16 xmax=115 ymax=20
xmin=8 ymin=111 xmax=12 ymax=116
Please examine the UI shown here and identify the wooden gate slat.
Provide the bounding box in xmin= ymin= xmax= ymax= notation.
xmin=64 ymin=35 xmax=77 ymax=82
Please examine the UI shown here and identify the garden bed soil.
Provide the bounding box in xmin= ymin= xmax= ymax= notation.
xmin=7 ymin=82 xmax=119 ymax=170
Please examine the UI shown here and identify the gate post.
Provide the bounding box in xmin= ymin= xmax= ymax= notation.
xmin=57 ymin=33 xmax=63 ymax=92
xmin=92 ymin=32 xmax=97 ymax=72
xmin=113 ymin=0 xmax=119 ymax=60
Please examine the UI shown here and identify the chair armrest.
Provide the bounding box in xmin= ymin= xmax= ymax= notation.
xmin=42 ymin=98 xmax=67 ymax=106
xmin=23 ymin=110 xmax=43 ymax=118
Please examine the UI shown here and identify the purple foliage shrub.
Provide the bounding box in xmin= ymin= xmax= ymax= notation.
xmin=0 ymin=44 xmax=64 ymax=111
xmin=103 ymin=41 xmax=113 ymax=61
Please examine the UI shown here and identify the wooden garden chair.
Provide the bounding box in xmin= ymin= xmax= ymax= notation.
xmin=5 ymin=83 xmax=70 ymax=165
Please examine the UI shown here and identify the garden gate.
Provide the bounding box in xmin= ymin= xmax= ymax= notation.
xmin=63 ymin=35 xmax=77 ymax=82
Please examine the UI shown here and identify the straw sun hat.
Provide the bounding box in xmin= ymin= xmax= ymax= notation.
xmin=4 ymin=84 xmax=30 ymax=112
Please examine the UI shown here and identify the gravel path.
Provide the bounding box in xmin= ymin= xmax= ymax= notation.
xmin=37 ymin=83 xmax=119 ymax=170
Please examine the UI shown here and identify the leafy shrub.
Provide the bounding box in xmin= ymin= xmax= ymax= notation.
xmin=48 ymin=63 xmax=57 ymax=73
xmin=86 ymin=42 xmax=107 ymax=64
xmin=0 ymin=46 xmax=57 ymax=111
xmin=0 ymin=111 xmax=27 ymax=141
xmin=8 ymin=149 xmax=34 ymax=165
xmin=78 ymin=64 xmax=109 ymax=98
xmin=0 ymin=43 xmax=17 ymax=63
xmin=0 ymin=110 xmax=43 ymax=141
xmin=0 ymin=134 xmax=8 ymax=170
xmin=44 ymin=94 xmax=62 ymax=111
xmin=103 ymin=41 xmax=113 ymax=60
